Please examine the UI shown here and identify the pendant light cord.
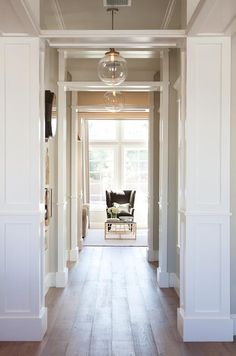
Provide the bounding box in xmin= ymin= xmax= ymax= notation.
xmin=107 ymin=8 xmax=118 ymax=31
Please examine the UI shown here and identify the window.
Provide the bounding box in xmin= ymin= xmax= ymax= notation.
xmin=122 ymin=120 xmax=148 ymax=140
xmin=123 ymin=148 xmax=148 ymax=194
xmin=89 ymin=147 xmax=116 ymax=208
xmin=88 ymin=120 xmax=148 ymax=227
xmin=88 ymin=120 xmax=117 ymax=141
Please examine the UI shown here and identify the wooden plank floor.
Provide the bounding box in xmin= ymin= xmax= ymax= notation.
xmin=1 ymin=247 xmax=236 ymax=356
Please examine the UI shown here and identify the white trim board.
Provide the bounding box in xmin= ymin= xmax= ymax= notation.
xmin=44 ymin=273 xmax=56 ymax=296
xmin=231 ymin=315 xmax=236 ymax=335
xmin=59 ymin=81 xmax=163 ymax=92
xmin=157 ymin=270 xmax=180 ymax=297
xmin=146 ymin=248 xmax=159 ymax=262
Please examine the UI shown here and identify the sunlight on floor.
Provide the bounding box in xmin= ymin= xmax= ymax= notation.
xmin=84 ymin=228 xmax=148 ymax=247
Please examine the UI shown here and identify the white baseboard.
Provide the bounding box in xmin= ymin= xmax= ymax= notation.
xmin=0 ymin=307 xmax=47 ymax=341
xmin=146 ymin=248 xmax=159 ymax=262
xmin=157 ymin=268 xmax=170 ymax=288
xmin=178 ymin=308 xmax=234 ymax=342
xmin=231 ymin=314 xmax=236 ymax=335
xmin=157 ymin=269 xmax=180 ymax=295
xmin=56 ymin=267 xmax=68 ymax=288
xmin=79 ymin=237 xmax=84 ymax=251
xmin=169 ymin=272 xmax=180 ymax=296
xmin=69 ymin=247 xmax=79 ymax=261
xmin=44 ymin=272 xmax=56 ymax=295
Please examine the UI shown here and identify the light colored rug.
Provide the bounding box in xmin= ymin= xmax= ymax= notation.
xmin=84 ymin=228 xmax=148 ymax=247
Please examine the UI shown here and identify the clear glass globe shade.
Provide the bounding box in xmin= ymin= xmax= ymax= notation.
xmin=98 ymin=50 xmax=128 ymax=86
xmin=104 ymin=91 xmax=125 ymax=112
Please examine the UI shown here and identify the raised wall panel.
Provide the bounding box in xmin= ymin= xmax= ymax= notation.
xmin=0 ymin=38 xmax=40 ymax=212
xmin=5 ymin=44 xmax=31 ymax=205
xmin=4 ymin=223 xmax=31 ymax=312
xmin=194 ymin=222 xmax=221 ymax=313
xmin=186 ymin=38 xmax=230 ymax=213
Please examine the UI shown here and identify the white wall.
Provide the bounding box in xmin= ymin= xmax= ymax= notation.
xmin=230 ymin=33 xmax=236 ymax=313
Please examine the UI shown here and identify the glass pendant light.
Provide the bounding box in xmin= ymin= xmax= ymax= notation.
xmin=104 ymin=91 xmax=125 ymax=112
xmin=98 ymin=8 xmax=128 ymax=86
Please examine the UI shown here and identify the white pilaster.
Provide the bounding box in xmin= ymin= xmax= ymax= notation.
xmin=69 ymin=92 xmax=79 ymax=262
xmin=147 ymin=92 xmax=155 ymax=262
xmin=157 ymin=50 xmax=169 ymax=287
xmin=56 ymin=50 xmax=68 ymax=286
xmin=77 ymin=115 xmax=84 ymax=250
xmin=0 ymin=37 xmax=47 ymax=341
xmin=177 ymin=37 xmax=233 ymax=341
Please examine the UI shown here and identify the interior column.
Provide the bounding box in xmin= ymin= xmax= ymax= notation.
xmin=177 ymin=36 xmax=233 ymax=341
xmin=0 ymin=37 xmax=47 ymax=341
xmin=69 ymin=92 xmax=79 ymax=261
xmin=157 ymin=50 xmax=169 ymax=287
xmin=56 ymin=50 xmax=68 ymax=287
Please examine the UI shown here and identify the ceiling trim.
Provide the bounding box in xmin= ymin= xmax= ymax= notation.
xmin=60 ymin=49 xmax=161 ymax=59
xmin=59 ymin=81 xmax=162 ymax=92
xmin=9 ymin=0 xmax=40 ymax=35
xmin=50 ymin=0 xmax=66 ymax=30
xmin=161 ymin=0 xmax=177 ymax=29
xmin=76 ymin=105 xmax=149 ymax=113
xmin=77 ymin=112 xmax=149 ymax=119
xmin=185 ymin=0 xmax=229 ymax=36
xmin=223 ymin=14 xmax=236 ymax=35
xmin=41 ymin=29 xmax=186 ymax=38
xmin=49 ymin=42 xmax=179 ymax=49
xmin=42 ymin=29 xmax=185 ymax=49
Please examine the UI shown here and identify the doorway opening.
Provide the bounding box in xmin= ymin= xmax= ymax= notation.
xmin=82 ymin=119 xmax=149 ymax=247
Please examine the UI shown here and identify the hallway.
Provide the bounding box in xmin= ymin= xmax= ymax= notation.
xmin=1 ymin=247 xmax=236 ymax=355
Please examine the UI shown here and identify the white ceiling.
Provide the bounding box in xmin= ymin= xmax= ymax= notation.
xmin=40 ymin=0 xmax=182 ymax=30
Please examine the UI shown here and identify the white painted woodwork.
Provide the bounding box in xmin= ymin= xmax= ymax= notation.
xmin=157 ymin=50 xmax=169 ymax=287
xmin=177 ymin=37 xmax=233 ymax=342
xmin=77 ymin=115 xmax=84 ymax=250
xmin=69 ymin=93 xmax=79 ymax=261
xmin=60 ymin=81 xmax=162 ymax=92
xmin=147 ymin=93 xmax=155 ymax=262
xmin=0 ymin=0 xmax=40 ymax=36
xmin=178 ymin=49 xmax=186 ymax=310
xmin=60 ymin=49 xmax=161 ymax=59
xmin=187 ymin=0 xmax=236 ymax=36
xmin=161 ymin=0 xmax=178 ymax=29
xmin=56 ymin=50 xmax=68 ymax=287
xmin=0 ymin=37 xmax=46 ymax=341
xmin=41 ymin=29 xmax=186 ymax=49
xmin=187 ymin=0 xmax=201 ymax=24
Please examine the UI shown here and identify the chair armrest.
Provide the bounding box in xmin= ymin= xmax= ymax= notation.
xmin=130 ymin=208 xmax=135 ymax=216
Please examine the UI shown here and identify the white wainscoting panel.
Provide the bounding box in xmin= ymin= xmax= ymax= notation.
xmin=0 ymin=38 xmax=40 ymax=212
xmin=186 ymin=38 xmax=230 ymax=214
